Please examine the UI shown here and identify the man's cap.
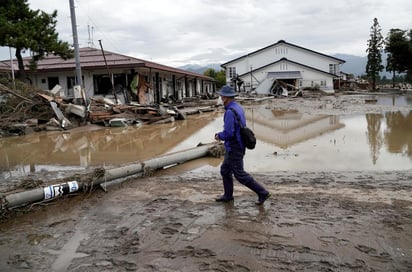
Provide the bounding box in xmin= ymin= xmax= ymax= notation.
xmin=217 ymin=85 xmax=238 ymax=97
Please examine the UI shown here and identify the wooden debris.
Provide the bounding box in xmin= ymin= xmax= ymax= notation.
xmin=1 ymin=79 xmax=220 ymax=136
xmin=0 ymin=83 xmax=34 ymax=104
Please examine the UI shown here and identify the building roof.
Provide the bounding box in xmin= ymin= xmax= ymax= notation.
xmin=0 ymin=60 xmax=10 ymax=71
xmin=238 ymin=58 xmax=337 ymax=78
xmin=221 ymin=40 xmax=346 ymax=67
xmin=0 ymin=47 xmax=213 ymax=81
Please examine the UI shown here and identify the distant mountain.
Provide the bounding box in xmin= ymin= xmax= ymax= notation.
xmin=333 ymin=54 xmax=367 ymax=76
xmin=334 ymin=53 xmax=391 ymax=77
xmin=178 ymin=63 xmax=222 ymax=74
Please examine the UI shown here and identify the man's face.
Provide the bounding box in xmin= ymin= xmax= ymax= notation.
xmin=221 ymin=96 xmax=229 ymax=105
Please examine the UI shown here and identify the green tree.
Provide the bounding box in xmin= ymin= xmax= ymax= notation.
xmin=204 ymin=68 xmax=226 ymax=89
xmin=385 ymin=52 xmax=396 ymax=87
xmin=385 ymin=28 xmax=412 ymax=83
xmin=0 ymin=0 xmax=73 ymax=80
xmin=215 ymin=70 xmax=226 ymax=89
xmin=366 ymin=18 xmax=384 ymax=91
xmin=203 ymin=68 xmax=217 ymax=78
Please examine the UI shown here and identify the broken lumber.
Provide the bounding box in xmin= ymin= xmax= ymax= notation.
xmin=0 ymin=83 xmax=33 ymax=104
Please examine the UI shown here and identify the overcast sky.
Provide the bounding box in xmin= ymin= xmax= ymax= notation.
xmin=1 ymin=0 xmax=411 ymax=67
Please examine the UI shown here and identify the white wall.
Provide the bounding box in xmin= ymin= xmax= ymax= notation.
xmin=225 ymin=42 xmax=339 ymax=90
xmin=237 ymin=60 xmax=334 ymax=90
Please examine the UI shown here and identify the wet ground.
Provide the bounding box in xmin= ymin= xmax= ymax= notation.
xmin=1 ymin=170 xmax=411 ymax=271
xmin=1 ymin=94 xmax=412 ymax=184
xmin=0 ymin=94 xmax=411 ymax=271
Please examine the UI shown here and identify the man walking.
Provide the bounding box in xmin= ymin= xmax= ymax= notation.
xmin=214 ymin=85 xmax=271 ymax=205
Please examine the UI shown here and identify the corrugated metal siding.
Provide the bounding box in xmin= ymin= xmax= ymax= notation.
xmin=267 ymin=71 xmax=302 ymax=79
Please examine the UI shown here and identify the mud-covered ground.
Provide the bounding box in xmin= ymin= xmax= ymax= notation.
xmin=0 ymin=93 xmax=412 ymax=272
xmin=1 ymin=170 xmax=411 ymax=272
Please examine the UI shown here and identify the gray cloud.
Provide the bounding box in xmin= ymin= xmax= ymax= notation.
xmin=1 ymin=0 xmax=411 ymax=67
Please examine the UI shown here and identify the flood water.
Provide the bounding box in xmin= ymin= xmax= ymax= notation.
xmin=0 ymin=95 xmax=411 ymax=183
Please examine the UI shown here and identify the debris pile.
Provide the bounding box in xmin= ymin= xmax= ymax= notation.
xmin=0 ymin=78 xmax=218 ymax=137
xmin=0 ymin=81 xmax=56 ymax=136
xmin=87 ymin=97 xmax=177 ymax=126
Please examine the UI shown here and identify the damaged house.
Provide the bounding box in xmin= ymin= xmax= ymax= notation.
xmin=0 ymin=47 xmax=215 ymax=104
xmin=221 ymin=40 xmax=346 ymax=95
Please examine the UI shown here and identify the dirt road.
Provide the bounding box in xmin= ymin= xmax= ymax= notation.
xmin=0 ymin=169 xmax=411 ymax=271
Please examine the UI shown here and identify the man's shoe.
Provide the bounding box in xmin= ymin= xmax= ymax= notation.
xmin=256 ymin=192 xmax=271 ymax=205
xmin=215 ymin=196 xmax=234 ymax=203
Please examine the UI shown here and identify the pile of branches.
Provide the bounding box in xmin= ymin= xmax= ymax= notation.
xmin=0 ymin=77 xmax=55 ymax=136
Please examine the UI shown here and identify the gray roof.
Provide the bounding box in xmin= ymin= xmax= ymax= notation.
xmin=221 ymin=40 xmax=345 ymax=67
xmin=0 ymin=47 xmax=213 ymax=80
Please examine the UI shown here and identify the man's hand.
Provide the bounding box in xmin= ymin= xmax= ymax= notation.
xmin=214 ymin=133 xmax=220 ymax=141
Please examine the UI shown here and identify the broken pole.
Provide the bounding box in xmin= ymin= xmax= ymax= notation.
xmin=2 ymin=142 xmax=222 ymax=210
xmin=98 ymin=39 xmax=119 ymax=104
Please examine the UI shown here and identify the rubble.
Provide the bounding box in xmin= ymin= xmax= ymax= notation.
xmin=0 ymin=81 xmax=56 ymax=136
xmin=4 ymin=76 xmax=399 ymax=138
xmin=0 ymin=79 xmax=218 ymax=137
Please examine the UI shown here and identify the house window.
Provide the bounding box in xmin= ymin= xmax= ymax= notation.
xmin=329 ymin=64 xmax=338 ymax=75
xmin=47 ymin=77 xmax=59 ymax=90
xmin=67 ymin=76 xmax=85 ymax=97
xmin=229 ymin=67 xmax=236 ymax=80
xmin=321 ymin=80 xmax=326 ymax=86
xmin=93 ymin=73 xmax=126 ymax=95
xmin=67 ymin=76 xmax=84 ymax=89
xmin=67 ymin=77 xmax=75 ymax=90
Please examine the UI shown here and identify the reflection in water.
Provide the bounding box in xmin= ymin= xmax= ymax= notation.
xmin=244 ymin=107 xmax=345 ymax=148
xmin=1 ymin=101 xmax=411 ymax=180
xmin=377 ymin=94 xmax=412 ymax=107
xmin=366 ymin=113 xmax=384 ymax=164
xmin=0 ymin=113 xmax=218 ymax=180
xmin=385 ymin=111 xmax=412 ymax=156
xmin=365 ymin=111 xmax=412 ymax=164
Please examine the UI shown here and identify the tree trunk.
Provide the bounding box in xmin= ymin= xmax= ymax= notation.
xmin=15 ymin=47 xmax=27 ymax=80
xmin=392 ymin=70 xmax=396 ymax=88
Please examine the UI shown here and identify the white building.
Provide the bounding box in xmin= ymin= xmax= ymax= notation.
xmin=221 ymin=40 xmax=345 ymax=94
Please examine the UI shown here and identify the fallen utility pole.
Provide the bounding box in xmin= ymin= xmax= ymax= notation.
xmin=2 ymin=142 xmax=223 ymax=211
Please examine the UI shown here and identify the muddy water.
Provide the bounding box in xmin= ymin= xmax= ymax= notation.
xmin=0 ymin=100 xmax=411 ymax=184
xmin=0 ymin=97 xmax=411 ymax=272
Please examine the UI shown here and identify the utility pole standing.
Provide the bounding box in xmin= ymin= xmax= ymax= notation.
xmin=69 ymin=0 xmax=83 ymax=87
